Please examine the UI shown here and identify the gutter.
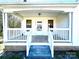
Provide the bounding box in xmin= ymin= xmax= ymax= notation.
xmin=0 ymin=2 xmax=78 ymax=5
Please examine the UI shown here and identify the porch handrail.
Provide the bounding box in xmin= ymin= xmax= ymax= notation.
xmin=26 ymin=30 xmax=32 ymax=56
xmin=49 ymin=28 xmax=71 ymax=42
xmin=48 ymin=30 xmax=54 ymax=57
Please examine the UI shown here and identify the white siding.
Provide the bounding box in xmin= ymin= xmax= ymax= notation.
xmin=56 ymin=13 xmax=69 ymax=28
xmin=72 ymin=5 xmax=79 ymax=46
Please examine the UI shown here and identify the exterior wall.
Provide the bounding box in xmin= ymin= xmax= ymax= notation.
xmin=54 ymin=13 xmax=69 ymax=40
xmin=23 ymin=14 xmax=69 ymax=30
xmin=56 ymin=13 xmax=69 ymax=28
xmin=55 ymin=46 xmax=79 ymax=51
xmin=23 ymin=17 xmax=56 ymax=32
xmin=72 ymin=4 xmax=79 ymax=46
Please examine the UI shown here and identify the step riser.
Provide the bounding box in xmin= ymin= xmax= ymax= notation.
xmin=28 ymin=57 xmax=52 ymax=59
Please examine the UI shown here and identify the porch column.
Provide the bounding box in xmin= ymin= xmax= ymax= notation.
xmin=72 ymin=6 xmax=79 ymax=46
xmin=2 ymin=12 xmax=8 ymax=42
xmin=69 ymin=12 xmax=72 ymax=42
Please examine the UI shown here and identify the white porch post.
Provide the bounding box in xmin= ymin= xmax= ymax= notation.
xmin=69 ymin=12 xmax=72 ymax=42
xmin=2 ymin=12 xmax=8 ymax=42
xmin=2 ymin=12 xmax=5 ymax=42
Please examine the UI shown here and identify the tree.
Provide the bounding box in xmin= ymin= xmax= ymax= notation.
xmin=8 ymin=15 xmax=21 ymax=28
xmin=0 ymin=11 xmax=3 ymax=36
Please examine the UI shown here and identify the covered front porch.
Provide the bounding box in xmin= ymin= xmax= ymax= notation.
xmin=3 ymin=10 xmax=72 ymax=44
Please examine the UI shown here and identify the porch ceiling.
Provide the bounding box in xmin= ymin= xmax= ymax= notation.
xmin=14 ymin=10 xmax=67 ymax=17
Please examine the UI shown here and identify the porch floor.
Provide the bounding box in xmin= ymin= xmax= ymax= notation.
xmin=8 ymin=35 xmax=27 ymax=40
xmin=5 ymin=41 xmax=26 ymax=43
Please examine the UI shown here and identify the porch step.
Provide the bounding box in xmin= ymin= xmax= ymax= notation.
xmin=32 ymin=36 xmax=48 ymax=43
xmin=28 ymin=45 xmax=52 ymax=59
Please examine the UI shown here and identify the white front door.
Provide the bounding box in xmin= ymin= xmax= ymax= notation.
xmin=36 ymin=21 xmax=42 ymax=31
xmin=34 ymin=18 xmax=48 ymax=33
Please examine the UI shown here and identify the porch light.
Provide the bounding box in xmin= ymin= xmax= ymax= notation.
xmin=24 ymin=0 xmax=27 ymax=2
xmin=38 ymin=13 xmax=41 ymax=16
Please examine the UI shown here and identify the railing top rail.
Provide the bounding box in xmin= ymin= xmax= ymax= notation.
xmin=49 ymin=28 xmax=69 ymax=30
xmin=7 ymin=28 xmax=69 ymax=30
xmin=7 ymin=28 xmax=32 ymax=30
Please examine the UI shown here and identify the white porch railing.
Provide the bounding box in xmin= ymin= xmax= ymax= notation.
xmin=26 ymin=31 xmax=54 ymax=57
xmin=7 ymin=28 xmax=27 ymax=41
xmin=7 ymin=28 xmax=71 ymax=42
xmin=49 ymin=28 xmax=71 ymax=42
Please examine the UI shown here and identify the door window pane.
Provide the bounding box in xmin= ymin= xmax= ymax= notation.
xmin=37 ymin=21 xmax=42 ymax=31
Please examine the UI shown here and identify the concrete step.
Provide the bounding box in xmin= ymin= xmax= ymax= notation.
xmin=28 ymin=45 xmax=52 ymax=59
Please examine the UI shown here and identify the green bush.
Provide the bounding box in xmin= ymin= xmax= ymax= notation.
xmin=0 ymin=13 xmax=3 ymax=37
xmin=0 ymin=32 xmax=3 ymax=36
xmin=76 ymin=51 xmax=79 ymax=58
xmin=9 ymin=55 xmax=20 ymax=59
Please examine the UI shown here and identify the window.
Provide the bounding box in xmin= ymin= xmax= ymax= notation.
xmin=24 ymin=0 xmax=27 ymax=2
xmin=26 ymin=20 xmax=32 ymax=28
xmin=48 ymin=20 xmax=53 ymax=28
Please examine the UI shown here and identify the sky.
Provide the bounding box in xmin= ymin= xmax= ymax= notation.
xmin=0 ymin=0 xmax=17 ymax=2
xmin=0 ymin=0 xmax=77 ymax=3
